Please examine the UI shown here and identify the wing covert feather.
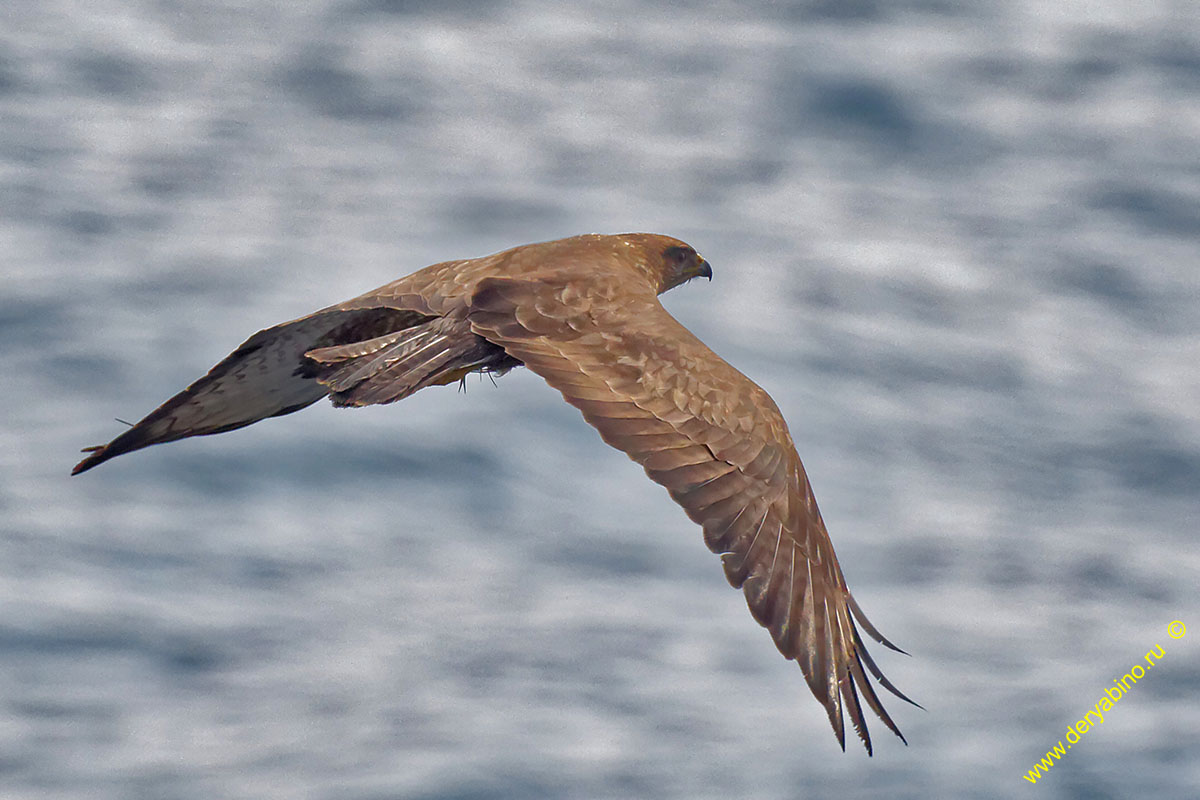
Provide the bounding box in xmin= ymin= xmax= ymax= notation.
xmin=73 ymin=233 xmax=913 ymax=753
xmin=467 ymin=275 xmax=915 ymax=753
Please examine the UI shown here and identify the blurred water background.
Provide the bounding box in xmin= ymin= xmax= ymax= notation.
xmin=3 ymin=1 xmax=1199 ymax=798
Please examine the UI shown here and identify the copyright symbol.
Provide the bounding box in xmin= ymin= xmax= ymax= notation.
xmin=1168 ymin=620 xmax=1186 ymax=639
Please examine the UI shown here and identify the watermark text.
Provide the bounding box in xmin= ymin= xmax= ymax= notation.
xmin=1023 ymin=621 xmax=1185 ymax=784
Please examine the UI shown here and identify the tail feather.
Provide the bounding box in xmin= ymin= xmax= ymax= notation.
xmin=307 ymin=316 xmax=516 ymax=407
xmin=72 ymin=305 xmax=522 ymax=474
xmin=304 ymin=329 xmax=416 ymax=366
xmin=309 ymin=329 xmax=451 ymax=394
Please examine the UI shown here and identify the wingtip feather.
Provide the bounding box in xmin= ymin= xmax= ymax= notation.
xmin=846 ymin=592 xmax=909 ymax=655
xmin=71 ymin=447 xmax=108 ymax=475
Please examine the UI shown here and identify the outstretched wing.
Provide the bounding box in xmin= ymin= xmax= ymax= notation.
xmin=72 ymin=307 xmax=429 ymax=474
xmin=467 ymin=275 xmax=917 ymax=753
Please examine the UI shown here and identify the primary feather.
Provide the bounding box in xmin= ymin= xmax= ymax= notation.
xmin=73 ymin=233 xmax=915 ymax=752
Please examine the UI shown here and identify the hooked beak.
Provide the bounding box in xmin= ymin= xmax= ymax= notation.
xmin=697 ymin=258 xmax=712 ymax=281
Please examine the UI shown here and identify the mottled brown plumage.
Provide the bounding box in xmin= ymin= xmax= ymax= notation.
xmin=73 ymin=232 xmax=915 ymax=752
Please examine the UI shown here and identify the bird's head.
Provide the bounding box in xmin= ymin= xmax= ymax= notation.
xmin=616 ymin=233 xmax=712 ymax=294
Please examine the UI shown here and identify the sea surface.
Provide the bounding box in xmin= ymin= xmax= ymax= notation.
xmin=2 ymin=2 xmax=1198 ymax=798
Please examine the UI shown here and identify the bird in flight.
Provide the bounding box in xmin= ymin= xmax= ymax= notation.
xmin=73 ymin=232 xmax=916 ymax=752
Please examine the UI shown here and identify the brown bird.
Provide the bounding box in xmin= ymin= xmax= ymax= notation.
xmin=73 ymin=232 xmax=916 ymax=752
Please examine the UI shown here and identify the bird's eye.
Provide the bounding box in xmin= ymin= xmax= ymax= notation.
xmin=663 ymin=245 xmax=693 ymax=266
